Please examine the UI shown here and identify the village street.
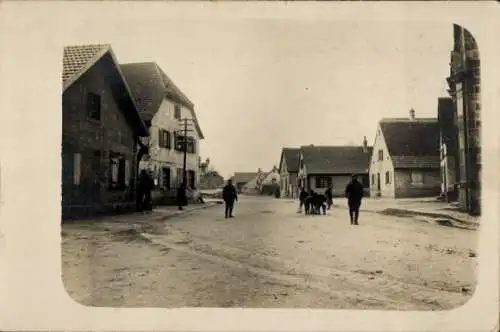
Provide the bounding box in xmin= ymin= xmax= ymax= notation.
xmin=62 ymin=195 xmax=478 ymax=310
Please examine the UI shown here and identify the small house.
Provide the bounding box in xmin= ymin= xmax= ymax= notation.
xmin=369 ymin=109 xmax=441 ymax=198
xmin=278 ymin=148 xmax=301 ymax=198
xmin=231 ymin=172 xmax=259 ymax=193
xmin=297 ymin=139 xmax=372 ymax=197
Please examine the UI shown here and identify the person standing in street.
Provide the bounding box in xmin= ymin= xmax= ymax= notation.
xmin=298 ymin=187 xmax=308 ymax=213
xmin=344 ymin=174 xmax=364 ymax=225
xmin=177 ymin=182 xmax=187 ymax=211
xmin=222 ymin=179 xmax=238 ymax=218
xmin=137 ymin=169 xmax=154 ymax=212
xmin=325 ymin=184 xmax=333 ymax=210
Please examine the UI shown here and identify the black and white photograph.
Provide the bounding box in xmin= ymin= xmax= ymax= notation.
xmin=0 ymin=1 xmax=497 ymax=331
xmin=60 ymin=19 xmax=482 ymax=310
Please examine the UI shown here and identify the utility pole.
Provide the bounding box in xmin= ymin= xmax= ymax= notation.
xmin=175 ymin=117 xmax=195 ymax=192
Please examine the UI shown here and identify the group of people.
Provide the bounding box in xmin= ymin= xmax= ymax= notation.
xmin=221 ymin=174 xmax=365 ymax=225
xmin=298 ymin=174 xmax=364 ymax=225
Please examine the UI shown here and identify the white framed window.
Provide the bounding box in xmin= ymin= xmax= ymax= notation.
xmin=410 ymin=170 xmax=424 ymax=184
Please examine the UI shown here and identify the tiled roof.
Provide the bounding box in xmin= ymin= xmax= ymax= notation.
xmin=379 ymin=118 xmax=440 ymax=169
xmin=279 ymin=148 xmax=301 ymax=173
xmin=62 ymin=44 xmax=148 ymax=136
xmin=301 ymin=145 xmax=372 ymax=175
xmin=62 ymin=44 xmax=111 ymax=90
xmin=121 ymin=62 xmax=204 ymax=139
xmin=232 ymin=172 xmax=259 ymax=184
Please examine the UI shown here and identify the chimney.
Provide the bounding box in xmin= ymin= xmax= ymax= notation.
xmin=409 ymin=108 xmax=416 ymax=121
xmin=362 ymin=136 xmax=368 ymax=152
xmin=258 ymin=168 xmax=262 ymax=173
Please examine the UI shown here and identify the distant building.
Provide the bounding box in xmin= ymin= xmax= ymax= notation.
xmin=242 ymin=169 xmax=266 ymax=195
xmin=369 ymin=110 xmax=441 ymax=198
xmin=258 ymin=166 xmax=280 ymax=192
xmin=61 ymin=44 xmax=149 ymax=218
xmin=278 ymin=148 xmax=301 ymax=198
xmin=230 ymin=172 xmax=259 ymax=193
xmin=298 ymin=139 xmax=372 ymax=197
xmin=446 ymin=24 xmax=481 ymax=215
xmin=437 ymin=97 xmax=460 ymax=202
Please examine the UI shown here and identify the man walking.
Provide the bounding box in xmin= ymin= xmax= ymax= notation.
xmin=344 ymin=174 xmax=364 ymax=225
xmin=222 ymin=179 xmax=238 ymax=218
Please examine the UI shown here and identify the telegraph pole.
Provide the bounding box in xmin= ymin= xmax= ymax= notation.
xmin=176 ymin=117 xmax=195 ymax=190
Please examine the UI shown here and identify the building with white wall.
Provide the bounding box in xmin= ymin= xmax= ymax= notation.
xmin=121 ymin=62 xmax=204 ymax=200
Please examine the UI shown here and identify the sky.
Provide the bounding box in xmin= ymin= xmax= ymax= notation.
xmin=50 ymin=12 xmax=454 ymax=180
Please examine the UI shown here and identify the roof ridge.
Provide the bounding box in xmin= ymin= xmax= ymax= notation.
xmin=120 ymin=61 xmax=157 ymax=66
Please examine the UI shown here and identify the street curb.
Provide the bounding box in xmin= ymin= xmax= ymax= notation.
xmin=376 ymin=208 xmax=479 ymax=229
xmin=151 ymin=202 xmax=220 ymax=221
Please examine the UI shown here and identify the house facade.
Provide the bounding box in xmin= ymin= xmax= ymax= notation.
xmin=297 ymin=140 xmax=371 ymax=197
xmin=369 ymin=110 xmax=441 ymax=198
xmin=121 ymin=62 xmax=204 ymax=202
xmin=446 ymin=24 xmax=481 ymax=215
xmin=259 ymin=166 xmax=280 ymax=187
xmin=61 ymin=44 xmax=149 ymax=218
xmin=231 ymin=172 xmax=259 ymax=193
xmin=278 ymin=148 xmax=300 ymax=198
xmin=242 ymin=169 xmax=266 ymax=195
xmin=437 ymin=97 xmax=460 ymax=201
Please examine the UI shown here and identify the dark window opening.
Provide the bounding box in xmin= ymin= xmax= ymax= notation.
xmin=87 ymin=92 xmax=101 ymax=121
xmin=315 ymin=176 xmax=332 ymax=189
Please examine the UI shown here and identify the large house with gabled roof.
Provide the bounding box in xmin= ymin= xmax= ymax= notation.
xmin=369 ymin=109 xmax=441 ymax=198
xmin=120 ymin=62 xmax=204 ymax=201
xmin=297 ymin=138 xmax=372 ymax=197
xmin=61 ymin=44 xmax=149 ymax=218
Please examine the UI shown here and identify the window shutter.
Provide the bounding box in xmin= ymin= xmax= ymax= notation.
xmin=73 ymin=153 xmax=81 ymax=185
xmin=166 ymin=131 xmax=171 ymax=149
xmin=158 ymin=128 xmax=164 ymax=148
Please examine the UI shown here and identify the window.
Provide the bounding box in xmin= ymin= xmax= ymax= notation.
xmin=315 ymin=176 xmax=332 ymax=189
xmin=378 ymin=149 xmax=383 ymax=161
xmin=109 ymin=152 xmax=126 ymax=190
xmin=174 ymin=133 xmax=184 ymax=151
xmin=385 ymin=171 xmax=391 ymax=184
xmin=371 ymin=174 xmax=375 ymax=185
xmin=410 ymin=170 xmax=424 ymax=184
xmin=174 ymin=104 xmax=181 ymax=119
xmin=158 ymin=129 xmax=172 ymax=149
xmin=186 ymin=137 xmax=196 ymax=154
xmin=86 ymin=92 xmax=101 ymax=121
xmin=161 ymin=167 xmax=171 ymax=188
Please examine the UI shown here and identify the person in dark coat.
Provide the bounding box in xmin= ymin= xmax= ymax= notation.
xmin=137 ymin=169 xmax=154 ymax=212
xmin=222 ymin=179 xmax=238 ymax=218
xmin=177 ymin=182 xmax=187 ymax=211
xmin=298 ymin=187 xmax=308 ymax=213
xmin=324 ymin=184 xmax=333 ymax=210
xmin=345 ymin=174 xmax=364 ymax=225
